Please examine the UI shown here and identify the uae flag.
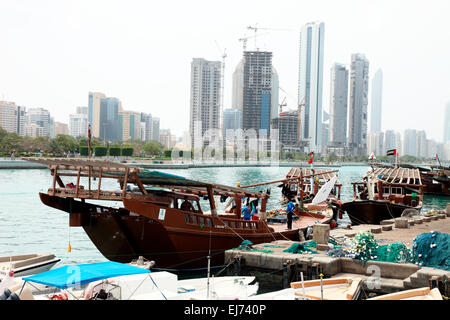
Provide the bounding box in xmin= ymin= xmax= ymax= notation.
xmin=435 ymin=154 xmax=439 ymax=161
xmin=308 ymin=151 xmax=314 ymax=164
xmin=386 ymin=149 xmax=397 ymax=156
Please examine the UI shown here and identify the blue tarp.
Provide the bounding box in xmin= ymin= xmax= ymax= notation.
xmin=23 ymin=261 xmax=150 ymax=289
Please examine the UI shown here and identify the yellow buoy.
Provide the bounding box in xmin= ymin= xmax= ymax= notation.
xmin=68 ymin=243 xmax=71 ymax=253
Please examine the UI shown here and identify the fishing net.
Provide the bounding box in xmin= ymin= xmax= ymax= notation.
xmin=233 ymin=240 xmax=274 ymax=253
xmin=375 ymin=242 xmax=412 ymax=263
xmin=327 ymin=249 xmax=350 ymax=258
xmin=283 ymin=241 xmax=319 ymax=254
xmin=411 ymin=231 xmax=450 ymax=271
xmin=349 ymin=231 xmax=379 ymax=261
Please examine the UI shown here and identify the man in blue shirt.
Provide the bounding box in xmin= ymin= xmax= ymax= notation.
xmin=286 ymin=201 xmax=295 ymax=229
xmin=241 ymin=205 xmax=253 ymax=220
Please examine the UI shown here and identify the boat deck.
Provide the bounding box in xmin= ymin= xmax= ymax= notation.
xmin=270 ymin=215 xmax=328 ymax=232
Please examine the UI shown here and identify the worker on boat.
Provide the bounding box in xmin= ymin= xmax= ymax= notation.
xmin=241 ymin=205 xmax=254 ymax=220
xmin=180 ymin=196 xmax=194 ymax=212
xmin=286 ymin=200 xmax=295 ymax=229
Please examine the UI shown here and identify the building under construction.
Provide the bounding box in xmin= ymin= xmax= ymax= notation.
xmin=271 ymin=111 xmax=300 ymax=151
xmin=242 ymin=51 xmax=273 ymax=136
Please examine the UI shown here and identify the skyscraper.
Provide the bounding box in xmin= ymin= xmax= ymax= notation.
xmin=118 ymin=110 xmax=140 ymax=141
xmin=16 ymin=106 xmax=26 ymax=136
xmin=0 ymin=101 xmax=18 ymax=133
xmin=88 ymin=92 xmax=106 ymax=138
xmin=152 ymin=117 xmax=160 ymax=142
xmin=329 ymin=63 xmax=348 ymax=148
xmin=242 ymin=51 xmax=273 ymax=136
xmin=403 ymin=129 xmax=418 ymax=157
xmin=444 ymin=102 xmax=450 ymax=143
xmin=298 ymin=22 xmax=325 ymax=153
xmin=232 ymin=59 xmax=244 ymax=110
xmin=348 ymin=53 xmax=369 ymax=156
xmin=140 ymin=112 xmax=153 ymax=141
xmin=189 ymin=58 xmax=222 ymax=147
xmin=99 ymin=97 xmax=120 ymax=141
xmin=370 ymin=68 xmax=383 ymax=133
xmin=232 ymin=58 xmax=279 ymax=121
xmin=69 ymin=107 xmax=88 ymax=138
xmin=27 ymin=107 xmax=51 ymax=137
xmin=222 ymin=108 xmax=242 ymax=138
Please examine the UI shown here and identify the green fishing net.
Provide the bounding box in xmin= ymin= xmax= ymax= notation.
xmin=411 ymin=231 xmax=450 ymax=270
xmin=233 ymin=240 xmax=274 ymax=253
xmin=283 ymin=241 xmax=319 ymax=254
xmin=375 ymin=242 xmax=412 ymax=263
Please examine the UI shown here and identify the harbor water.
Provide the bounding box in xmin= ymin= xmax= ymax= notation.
xmin=0 ymin=166 xmax=448 ymax=269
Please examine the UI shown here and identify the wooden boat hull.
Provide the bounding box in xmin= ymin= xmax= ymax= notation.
xmin=39 ymin=193 xmax=307 ymax=270
xmin=368 ymin=287 xmax=443 ymax=300
xmin=341 ymin=200 xmax=423 ymax=225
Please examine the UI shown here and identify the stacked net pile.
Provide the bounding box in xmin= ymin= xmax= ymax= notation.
xmin=349 ymin=231 xmax=379 ymax=261
xmin=411 ymin=231 xmax=450 ymax=270
xmin=375 ymin=242 xmax=411 ymax=263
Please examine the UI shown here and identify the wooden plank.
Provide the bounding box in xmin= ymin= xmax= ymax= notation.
xmin=75 ymin=167 xmax=81 ymax=197
xmin=97 ymin=167 xmax=103 ymax=198
xmin=52 ymin=167 xmax=58 ymax=196
xmin=122 ymin=167 xmax=129 ymax=198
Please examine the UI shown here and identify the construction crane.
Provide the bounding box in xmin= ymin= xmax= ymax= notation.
xmin=247 ymin=24 xmax=291 ymax=50
xmin=238 ymin=32 xmax=269 ymax=51
xmin=279 ymin=96 xmax=287 ymax=114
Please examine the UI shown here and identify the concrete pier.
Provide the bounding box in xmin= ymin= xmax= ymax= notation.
xmin=225 ymin=216 xmax=450 ymax=295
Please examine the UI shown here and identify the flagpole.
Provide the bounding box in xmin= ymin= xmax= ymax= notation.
xmin=88 ymin=124 xmax=91 ymax=193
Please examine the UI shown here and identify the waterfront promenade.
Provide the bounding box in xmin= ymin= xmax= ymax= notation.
xmin=0 ymin=158 xmax=436 ymax=170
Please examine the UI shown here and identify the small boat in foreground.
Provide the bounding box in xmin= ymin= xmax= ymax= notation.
xmin=367 ymin=287 xmax=443 ymax=300
xmin=250 ymin=277 xmax=362 ymax=300
xmin=0 ymin=254 xmax=60 ymax=279
xmin=1 ymin=261 xmax=258 ymax=300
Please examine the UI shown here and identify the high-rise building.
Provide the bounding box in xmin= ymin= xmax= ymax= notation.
xmin=159 ymin=129 xmax=176 ymax=149
xmin=27 ymin=107 xmax=51 ymax=137
xmin=54 ymin=122 xmax=69 ymax=136
xmin=118 ymin=110 xmax=141 ymax=141
xmin=271 ymin=112 xmax=299 ymax=150
xmin=69 ymin=107 xmax=88 ymax=138
xmin=16 ymin=106 xmax=26 ymax=136
xmin=232 ymin=59 xmax=245 ymax=111
xmin=370 ymin=68 xmax=383 ymax=133
xmin=271 ymin=67 xmax=279 ymax=121
xmin=140 ymin=112 xmax=153 ymax=141
xmin=0 ymin=101 xmax=18 ymax=133
xmin=403 ymin=129 xmax=418 ymax=157
xmin=367 ymin=131 xmax=384 ymax=156
xmin=189 ymin=58 xmax=221 ymax=147
xmin=24 ymin=123 xmax=44 ymax=138
xmin=233 ymin=57 xmax=279 ymax=122
xmin=242 ymin=51 xmax=273 ymax=136
xmin=222 ymin=108 xmax=242 ymax=139
xmin=348 ymin=53 xmax=369 ymax=156
xmin=99 ymin=97 xmax=120 ymax=141
xmin=444 ymin=102 xmax=450 ymax=143
xmin=298 ymin=22 xmax=325 ymax=153
xmin=88 ymin=92 xmax=106 ymax=138
xmin=329 ymin=63 xmax=348 ymax=148
xmin=416 ymin=130 xmax=427 ymax=159
xmin=152 ymin=117 xmax=160 ymax=142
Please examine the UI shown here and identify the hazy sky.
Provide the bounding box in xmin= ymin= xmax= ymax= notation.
xmin=1 ymin=0 xmax=449 ymax=142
